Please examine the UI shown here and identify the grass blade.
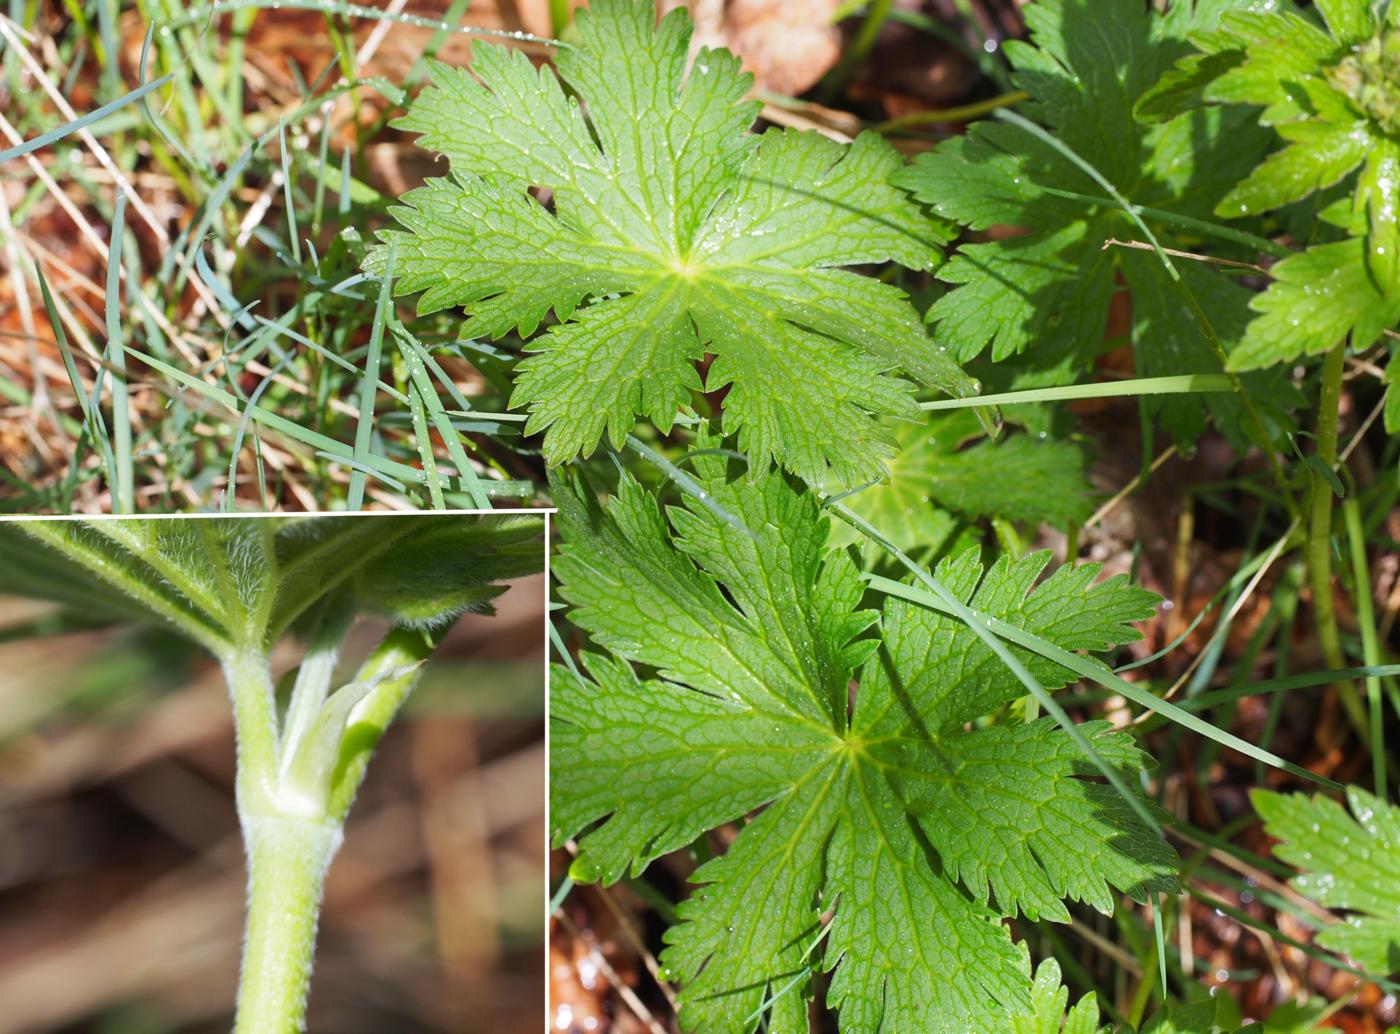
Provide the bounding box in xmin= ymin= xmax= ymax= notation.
xmin=0 ymin=72 xmax=174 ymax=165
xmin=919 ymin=375 xmax=1233 ymax=411
xmin=105 ymin=194 xmax=133 ymax=512
xmin=35 ymin=264 xmax=118 ymax=500
xmin=348 ymin=248 xmax=394 ymax=510
xmin=865 ymin=573 xmax=1343 ymax=792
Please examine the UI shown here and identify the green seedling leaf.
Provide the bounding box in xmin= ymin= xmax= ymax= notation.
xmin=549 ymin=459 xmax=1176 ymax=1032
xmin=894 ymin=0 xmax=1285 ymax=449
xmin=1253 ymin=785 xmax=1400 ymax=974
xmin=368 ymin=0 xmax=974 ymax=488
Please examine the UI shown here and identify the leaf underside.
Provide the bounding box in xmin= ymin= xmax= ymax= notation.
xmin=1 ymin=516 xmax=544 ymax=655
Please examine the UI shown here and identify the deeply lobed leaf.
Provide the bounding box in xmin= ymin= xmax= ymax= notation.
xmin=1253 ymin=785 xmax=1400 ymax=974
xmin=1013 ymin=955 xmax=1108 ymax=1034
xmin=896 ymin=0 xmax=1285 ymax=449
xmin=550 ymin=460 xmax=1176 ymax=1032
xmin=1148 ymin=0 xmax=1400 ymax=363
xmin=369 ymin=0 xmax=974 ymax=488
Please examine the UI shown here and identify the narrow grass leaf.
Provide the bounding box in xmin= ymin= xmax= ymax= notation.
xmin=349 ymin=249 xmax=395 ymax=510
xmin=104 ymin=194 xmax=134 ymax=513
xmin=920 ymin=375 xmax=1233 ymax=411
xmin=866 ymin=574 xmax=1343 ymax=792
xmin=0 ymin=72 xmax=174 ymax=165
xmin=35 ymin=264 xmax=118 ymax=497
xmin=392 ymin=329 xmax=491 ymax=508
xmin=406 ymin=382 xmax=446 ymax=510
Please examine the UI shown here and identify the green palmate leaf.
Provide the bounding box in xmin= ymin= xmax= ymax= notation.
xmin=2 ymin=520 xmax=279 ymax=653
xmin=1155 ymin=0 xmax=1400 ymax=362
xmin=1012 ymin=955 xmax=1107 ymax=1034
xmin=0 ymin=516 xmax=545 ymax=656
xmin=915 ymin=433 xmax=1093 ymax=528
xmin=894 ymin=0 xmax=1284 ymax=449
xmin=0 ymin=521 xmax=213 ymax=632
xmin=1142 ymin=1000 xmax=1239 ymax=1034
xmin=550 ymin=460 xmax=1176 ymax=1033
xmin=1252 ymin=785 xmax=1400 ymax=974
xmin=830 ymin=410 xmax=1092 ymax=565
xmin=369 ymin=0 xmax=973 ymax=488
xmin=1228 ymin=238 xmax=1400 ymax=369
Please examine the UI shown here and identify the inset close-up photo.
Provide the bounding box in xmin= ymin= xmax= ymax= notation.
xmin=0 ymin=513 xmax=547 ymax=1033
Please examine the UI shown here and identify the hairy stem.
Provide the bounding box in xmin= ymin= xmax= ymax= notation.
xmin=226 ymin=649 xmax=340 ymax=1032
xmin=1309 ymin=342 xmax=1368 ymax=736
xmin=235 ymin=814 xmax=343 ymax=1034
xmin=226 ymin=629 xmax=438 ymax=1029
xmin=1342 ymin=497 xmax=1387 ymax=796
xmin=223 ymin=649 xmax=281 ymax=804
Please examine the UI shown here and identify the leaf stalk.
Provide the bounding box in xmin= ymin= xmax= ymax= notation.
xmin=1308 ymin=341 xmax=1369 ymax=738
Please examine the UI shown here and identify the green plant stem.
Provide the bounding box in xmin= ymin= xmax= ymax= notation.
xmin=235 ymin=814 xmax=343 ymax=1034
xmin=550 ymin=0 xmax=571 ymax=35
xmin=228 ymin=645 xmax=349 ymax=1033
xmin=1343 ymin=496 xmax=1386 ymax=795
xmin=1308 ymin=342 xmax=1369 ymax=737
xmin=224 ymin=649 xmax=281 ymax=800
xmin=872 ymin=91 xmax=1028 ymax=133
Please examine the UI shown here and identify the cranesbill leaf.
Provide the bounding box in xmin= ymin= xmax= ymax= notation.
xmin=2 ymin=516 xmax=545 ymax=655
xmin=895 ymin=0 xmax=1277 ymax=449
xmin=1013 ymin=955 xmax=1109 ymax=1034
xmin=347 ymin=515 xmax=545 ymax=628
xmin=891 ymin=718 xmax=1173 ymax=922
xmin=830 ymin=410 xmax=1094 ymax=566
xmin=1229 ymin=239 xmax=1400 ymax=369
xmin=1156 ymin=0 xmax=1400 ymax=359
xmin=369 ymin=0 xmax=974 ymax=489
xmin=549 ymin=458 xmax=1176 ymax=1033
xmin=1253 ymin=785 xmax=1400 ymax=974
